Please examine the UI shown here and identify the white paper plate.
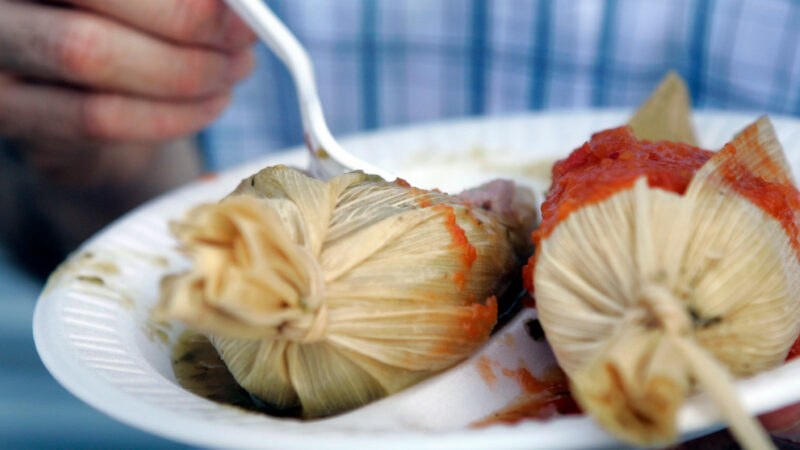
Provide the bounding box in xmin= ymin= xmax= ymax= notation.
xmin=34 ymin=110 xmax=800 ymax=449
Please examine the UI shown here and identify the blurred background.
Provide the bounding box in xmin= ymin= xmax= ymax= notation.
xmin=1 ymin=0 xmax=798 ymax=447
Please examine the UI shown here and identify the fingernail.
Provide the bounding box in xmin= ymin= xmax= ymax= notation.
xmin=226 ymin=49 xmax=256 ymax=84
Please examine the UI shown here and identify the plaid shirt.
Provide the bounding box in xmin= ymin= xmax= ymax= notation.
xmin=202 ymin=0 xmax=800 ymax=170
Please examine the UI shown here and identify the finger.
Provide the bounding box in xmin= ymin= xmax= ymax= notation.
xmin=760 ymin=403 xmax=800 ymax=442
xmin=0 ymin=75 xmax=232 ymax=143
xmin=21 ymin=138 xmax=201 ymax=197
xmin=56 ymin=0 xmax=257 ymax=52
xmin=22 ymin=141 xmax=159 ymax=189
xmin=0 ymin=1 xmax=255 ymax=99
xmin=21 ymin=139 xmax=177 ymax=189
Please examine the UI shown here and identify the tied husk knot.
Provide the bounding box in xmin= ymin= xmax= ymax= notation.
xmin=156 ymin=195 xmax=330 ymax=342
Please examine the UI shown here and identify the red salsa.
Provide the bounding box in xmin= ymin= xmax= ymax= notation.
xmin=534 ymin=126 xmax=713 ymax=243
xmin=523 ymin=126 xmax=713 ymax=293
xmin=472 ymin=365 xmax=580 ymax=427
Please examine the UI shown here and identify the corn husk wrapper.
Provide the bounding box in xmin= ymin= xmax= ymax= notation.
xmin=628 ymin=71 xmax=698 ymax=146
xmin=534 ymin=117 xmax=800 ymax=449
xmin=156 ymin=167 xmax=525 ymax=418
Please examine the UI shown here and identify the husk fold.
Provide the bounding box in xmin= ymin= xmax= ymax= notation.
xmin=534 ymin=117 xmax=800 ymax=449
xmin=628 ymin=71 xmax=698 ymax=146
xmin=157 ymin=166 xmax=526 ymax=417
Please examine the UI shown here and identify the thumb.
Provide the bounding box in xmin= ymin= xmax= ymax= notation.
xmin=760 ymin=402 xmax=800 ymax=442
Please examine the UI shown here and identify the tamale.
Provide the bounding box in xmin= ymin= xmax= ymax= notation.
xmin=531 ymin=117 xmax=800 ymax=449
xmin=157 ymin=166 xmax=536 ymax=418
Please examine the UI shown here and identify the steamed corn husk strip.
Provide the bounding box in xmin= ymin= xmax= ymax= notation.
xmin=157 ymin=166 xmax=528 ymax=417
xmin=535 ymin=117 xmax=800 ymax=449
xmin=628 ymin=71 xmax=698 ymax=146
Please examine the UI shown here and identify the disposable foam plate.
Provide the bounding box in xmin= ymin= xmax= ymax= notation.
xmin=34 ymin=110 xmax=800 ymax=449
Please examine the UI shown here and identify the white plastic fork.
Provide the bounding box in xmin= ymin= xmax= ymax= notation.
xmin=222 ymin=0 xmax=394 ymax=181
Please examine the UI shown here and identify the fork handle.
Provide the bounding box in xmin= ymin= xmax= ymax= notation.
xmin=223 ymin=0 xmax=393 ymax=180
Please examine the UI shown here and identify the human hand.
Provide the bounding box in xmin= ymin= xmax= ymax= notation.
xmin=0 ymin=0 xmax=256 ymax=187
xmin=762 ymin=402 xmax=800 ymax=444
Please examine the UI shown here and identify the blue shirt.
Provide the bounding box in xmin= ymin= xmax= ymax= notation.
xmin=202 ymin=0 xmax=800 ymax=170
